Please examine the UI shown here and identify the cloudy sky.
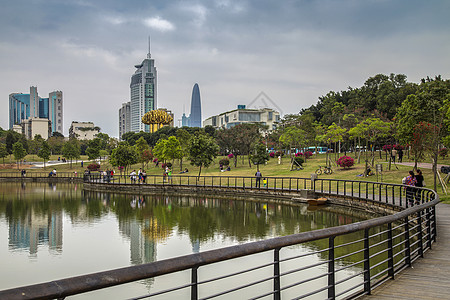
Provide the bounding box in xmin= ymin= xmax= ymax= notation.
xmin=1 ymin=0 xmax=449 ymax=137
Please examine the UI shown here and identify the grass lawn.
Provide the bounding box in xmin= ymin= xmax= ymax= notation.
xmin=2 ymin=151 xmax=449 ymax=204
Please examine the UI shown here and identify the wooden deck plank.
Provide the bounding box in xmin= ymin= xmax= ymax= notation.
xmin=360 ymin=203 xmax=450 ymax=300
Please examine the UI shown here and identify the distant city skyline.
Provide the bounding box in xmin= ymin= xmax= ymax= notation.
xmin=0 ymin=0 xmax=449 ymax=137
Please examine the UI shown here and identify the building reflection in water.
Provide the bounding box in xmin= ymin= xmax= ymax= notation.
xmin=6 ymin=183 xmax=64 ymax=256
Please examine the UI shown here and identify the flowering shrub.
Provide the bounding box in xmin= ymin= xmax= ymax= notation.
xmin=382 ymin=145 xmax=393 ymax=152
xmin=439 ymin=148 xmax=448 ymax=158
xmin=269 ymin=152 xmax=275 ymax=158
xmin=219 ymin=158 xmax=230 ymax=166
xmin=336 ymin=156 xmax=354 ymax=169
xmin=394 ymin=144 xmax=405 ymax=150
xmin=275 ymin=151 xmax=284 ymax=157
xmin=118 ymin=166 xmax=124 ymax=171
xmin=87 ymin=163 xmax=100 ymax=171
xmin=153 ymin=158 xmax=158 ymax=163
xmin=227 ymin=153 xmax=234 ymax=159
xmin=304 ymin=151 xmax=313 ymax=159
xmin=295 ymin=152 xmax=303 ymax=157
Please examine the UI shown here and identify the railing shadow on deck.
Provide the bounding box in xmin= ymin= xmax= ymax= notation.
xmin=0 ymin=173 xmax=439 ymax=300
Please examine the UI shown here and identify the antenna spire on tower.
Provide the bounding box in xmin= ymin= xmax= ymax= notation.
xmin=147 ymin=36 xmax=151 ymax=58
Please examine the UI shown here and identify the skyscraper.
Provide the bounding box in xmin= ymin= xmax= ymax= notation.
xmin=130 ymin=46 xmax=157 ymax=133
xmin=119 ymin=101 xmax=131 ymax=139
xmin=9 ymin=86 xmax=63 ymax=135
xmin=182 ymin=83 xmax=202 ymax=128
xmin=189 ymin=83 xmax=202 ymax=128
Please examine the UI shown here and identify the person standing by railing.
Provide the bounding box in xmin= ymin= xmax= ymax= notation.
xmin=414 ymin=169 xmax=424 ymax=204
xmin=404 ymin=170 xmax=417 ymax=206
xmin=255 ymin=170 xmax=262 ymax=188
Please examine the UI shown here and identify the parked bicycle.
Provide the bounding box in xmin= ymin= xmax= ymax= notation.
xmin=315 ymin=165 xmax=333 ymax=175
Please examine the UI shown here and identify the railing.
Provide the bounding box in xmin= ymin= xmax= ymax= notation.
xmin=83 ymin=173 xmax=432 ymax=209
xmin=0 ymin=174 xmax=439 ymax=299
xmin=0 ymin=171 xmax=81 ymax=179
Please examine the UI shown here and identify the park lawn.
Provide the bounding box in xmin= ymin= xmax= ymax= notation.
xmin=1 ymin=152 xmax=449 ymax=204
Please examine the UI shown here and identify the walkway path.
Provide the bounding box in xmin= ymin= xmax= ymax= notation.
xmin=395 ymin=161 xmax=447 ymax=170
xmin=360 ymin=203 xmax=450 ymax=299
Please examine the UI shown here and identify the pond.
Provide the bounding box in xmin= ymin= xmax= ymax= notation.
xmin=0 ymin=182 xmax=377 ymax=299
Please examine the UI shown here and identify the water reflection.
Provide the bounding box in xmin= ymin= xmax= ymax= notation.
xmin=0 ymin=182 xmax=379 ymax=298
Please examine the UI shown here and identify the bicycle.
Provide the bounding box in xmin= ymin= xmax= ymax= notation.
xmin=315 ymin=165 xmax=333 ymax=175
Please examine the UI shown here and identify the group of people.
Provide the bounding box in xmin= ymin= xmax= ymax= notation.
xmin=130 ymin=168 xmax=147 ymax=183
xmin=403 ymin=169 xmax=425 ymax=205
xmin=391 ymin=148 xmax=404 ymax=163
xmin=48 ymin=169 xmax=57 ymax=177
xmin=163 ymin=166 xmax=172 ymax=182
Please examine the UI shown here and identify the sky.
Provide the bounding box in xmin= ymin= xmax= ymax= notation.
xmin=1 ymin=0 xmax=449 ymax=138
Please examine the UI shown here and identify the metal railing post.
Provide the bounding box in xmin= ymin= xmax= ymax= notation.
xmin=387 ymin=223 xmax=394 ymax=279
xmin=404 ymin=217 xmax=411 ymax=267
xmin=273 ymin=248 xmax=281 ymax=300
xmin=418 ymin=210 xmax=424 ymax=258
xmin=328 ymin=236 xmax=335 ymax=300
xmin=363 ymin=228 xmax=371 ymax=295
xmin=191 ymin=266 xmax=198 ymax=300
xmin=426 ymin=207 xmax=432 ymax=249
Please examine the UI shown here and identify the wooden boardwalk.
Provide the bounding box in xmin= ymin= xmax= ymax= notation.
xmin=360 ymin=203 xmax=450 ymax=299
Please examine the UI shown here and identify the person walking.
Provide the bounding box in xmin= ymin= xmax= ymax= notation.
xmin=255 ymin=170 xmax=262 ymax=188
xmin=414 ymin=169 xmax=424 ymax=204
xmin=391 ymin=148 xmax=397 ymax=163
xmin=398 ymin=149 xmax=404 ymax=163
xmin=404 ymin=170 xmax=417 ymax=206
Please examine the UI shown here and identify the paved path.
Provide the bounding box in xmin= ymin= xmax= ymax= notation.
xmin=360 ymin=203 xmax=450 ymax=299
xmin=395 ymin=162 xmax=448 ymax=170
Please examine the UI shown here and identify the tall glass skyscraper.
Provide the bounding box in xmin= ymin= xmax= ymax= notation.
xmin=130 ymin=50 xmax=157 ymax=133
xmin=182 ymin=83 xmax=202 ymax=128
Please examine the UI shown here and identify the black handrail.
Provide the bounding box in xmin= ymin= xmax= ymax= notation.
xmin=0 ymin=174 xmax=439 ymax=299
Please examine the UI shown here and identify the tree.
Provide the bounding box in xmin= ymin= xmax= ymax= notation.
xmin=48 ymin=136 xmax=65 ymax=155
xmin=52 ymin=132 xmax=64 ymax=138
xmin=279 ymin=126 xmax=306 ymax=170
xmin=12 ymin=142 xmax=26 ymax=169
xmin=396 ymin=76 xmax=450 ymax=190
xmin=177 ymin=129 xmax=192 ymax=171
xmin=86 ymin=138 xmax=102 ymax=160
xmin=165 ymin=136 xmax=183 ymax=167
xmin=323 ymin=123 xmax=346 ymax=162
xmin=188 ymin=133 xmax=219 ymax=177
xmin=0 ymin=143 xmax=8 ymax=165
xmin=62 ymin=139 xmax=81 ymax=168
xmin=109 ymin=142 xmax=138 ymax=174
xmin=37 ymin=141 xmax=51 ymax=169
xmin=135 ymin=137 xmax=151 ymax=168
xmin=250 ymin=142 xmax=269 ymax=171
xmin=153 ymin=139 xmax=169 ymax=163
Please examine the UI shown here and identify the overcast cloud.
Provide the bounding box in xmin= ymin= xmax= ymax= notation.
xmin=1 ymin=0 xmax=449 ymax=137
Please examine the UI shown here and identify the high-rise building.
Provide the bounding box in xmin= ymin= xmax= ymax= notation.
xmin=9 ymin=86 xmax=63 ymax=136
xmin=182 ymin=83 xmax=202 ymax=128
xmin=130 ymin=48 xmax=157 ymax=133
xmin=119 ymin=101 xmax=131 ymax=139
xmin=48 ymin=91 xmax=63 ymax=134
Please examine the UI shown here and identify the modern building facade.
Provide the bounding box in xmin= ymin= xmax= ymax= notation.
xmin=69 ymin=121 xmax=100 ymax=140
xmin=203 ymin=106 xmax=280 ymax=131
xmin=130 ymin=50 xmax=157 ymax=133
xmin=22 ymin=117 xmax=52 ymax=140
xmin=9 ymin=86 xmax=63 ymax=135
xmin=182 ymin=83 xmax=202 ymax=127
xmin=119 ymin=101 xmax=131 ymax=139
